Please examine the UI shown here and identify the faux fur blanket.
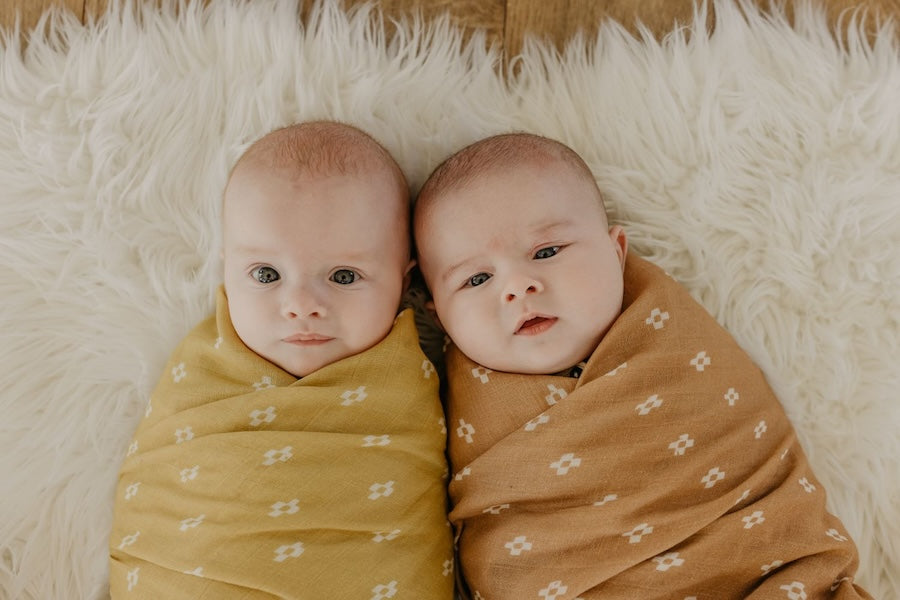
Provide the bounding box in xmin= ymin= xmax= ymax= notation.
xmin=108 ymin=290 xmax=453 ymax=599
xmin=446 ymin=256 xmax=870 ymax=599
xmin=1 ymin=1 xmax=898 ymax=599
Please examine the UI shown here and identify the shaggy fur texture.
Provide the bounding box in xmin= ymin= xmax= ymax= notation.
xmin=0 ymin=1 xmax=897 ymax=598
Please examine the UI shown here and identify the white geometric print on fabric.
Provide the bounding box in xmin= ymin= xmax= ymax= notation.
xmin=362 ymin=434 xmax=391 ymax=447
xmin=174 ymin=426 xmax=194 ymax=444
xmin=249 ymin=406 xmax=277 ymax=426
xmin=262 ymin=446 xmax=293 ymax=466
xmin=545 ymin=385 xmax=567 ymax=406
xmin=827 ymin=529 xmax=849 ymax=542
xmin=370 ymin=580 xmax=398 ymax=600
xmin=372 ymin=530 xmax=401 ymax=542
xmin=524 ymin=414 xmax=550 ymax=431
xmin=690 ymin=351 xmax=711 ymax=372
xmin=780 ymin=581 xmax=808 ymax=600
xmin=549 ymin=453 xmax=581 ymax=475
xmin=645 ymin=307 xmax=670 ymax=330
xmin=454 ymin=467 xmax=471 ymax=481
xmin=214 ymin=336 xmax=223 ymax=350
xmin=724 ymin=388 xmax=740 ymax=406
xmin=439 ymin=417 xmax=447 ymax=434
xmin=623 ymin=524 xmax=653 ymax=544
xmin=368 ymin=481 xmax=395 ymax=500
xmin=483 ymin=504 xmax=510 ymax=515
xmin=636 ymin=394 xmax=663 ymax=415
xmin=742 ymin=511 xmax=765 ymax=529
xmin=117 ymin=532 xmax=139 ymax=550
xmin=652 ymin=552 xmax=684 ymax=571
xmin=268 ymin=499 xmax=299 ymax=517
xmin=456 ymin=419 xmax=475 ymax=444
xmin=252 ymin=376 xmax=275 ymax=391
xmin=273 ymin=542 xmax=304 ymax=562
xmin=593 ymin=494 xmax=618 ymax=507
xmin=180 ymin=465 xmax=199 ymax=482
xmin=144 ymin=400 xmax=152 ymax=418
xmin=422 ymin=359 xmax=436 ymax=379
xmin=172 ymin=362 xmax=186 ymax=383
xmin=701 ymin=467 xmax=725 ymax=489
xmin=443 ymin=559 xmax=454 ymax=576
xmin=183 ymin=567 xmax=204 ymax=577
xmin=504 ymin=535 xmax=533 ymax=556
xmin=755 ymin=421 xmax=768 ymax=439
xmin=340 ymin=386 xmax=368 ymax=406
xmin=604 ymin=362 xmax=627 ymax=377
xmin=124 ymin=482 xmax=140 ymax=500
xmin=762 ymin=560 xmax=785 ymax=574
xmin=178 ymin=515 xmax=205 ymax=531
xmin=538 ymin=580 xmax=567 ymax=600
xmin=668 ymin=434 xmax=694 ymax=456
xmin=799 ymin=478 xmax=816 ymax=493
xmin=126 ymin=567 xmax=139 ymax=591
xmin=734 ymin=489 xmax=751 ymax=506
xmin=126 ymin=440 xmax=138 ymax=456
xmin=471 ymin=366 xmax=492 ymax=384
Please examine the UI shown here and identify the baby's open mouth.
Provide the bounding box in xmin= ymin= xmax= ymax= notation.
xmin=515 ymin=316 xmax=557 ymax=335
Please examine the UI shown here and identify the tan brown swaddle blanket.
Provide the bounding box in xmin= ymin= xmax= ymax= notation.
xmin=446 ymin=256 xmax=869 ymax=599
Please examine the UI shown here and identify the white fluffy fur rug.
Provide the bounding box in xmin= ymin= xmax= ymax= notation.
xmin=1 ymin=1 xmax=898 ymax=598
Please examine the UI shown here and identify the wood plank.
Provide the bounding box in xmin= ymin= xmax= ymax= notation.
xmin=504 ymin=0 xmax=900 ymax=61
xmin=316 ymin=0 xmax=505 ymax=49
xmin=0 ymin=0 xmax=81 ymax=33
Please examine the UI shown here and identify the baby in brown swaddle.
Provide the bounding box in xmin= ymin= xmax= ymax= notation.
xmin=413 ymin=132 xmax=870 ymax=600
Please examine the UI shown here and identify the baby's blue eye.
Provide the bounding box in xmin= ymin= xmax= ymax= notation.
xmin=252 ymin=266 xmax=280 ymax=284
xmin=467 ymin=272 xmax=491 ymax=287
xmin=330 ymin=269 xmax=359 ymax=285
xmin=534 ymin=246 xmax=560 ymax=259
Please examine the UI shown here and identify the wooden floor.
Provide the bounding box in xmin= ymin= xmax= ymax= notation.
xmin=1 ymin=0 xmax=899 ymax=59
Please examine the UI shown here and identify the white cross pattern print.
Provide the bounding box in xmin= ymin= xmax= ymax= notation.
xmin=471 ymin=366 xmax=492 ymax=383
xmin=636 ymin=394 xmax=663 ymax=416
xmin=645 ymin=307 xmax=670 ymax=329
xmin=690 ymin=351 xmax=711 ymax=371
xmin=652 ymin=552 xmax=685 ymax=571
xmin=724 ymin=387 xmax=740 ymax=406
xmin=371 ymin=581 xmax=398 ymax=600
xmin=252 ymin=376 xmax=275 ymax=391
xmin=273 ymin=542 xmax=304 ymax=562
xmin=668 ymin=434 xmax=695 ymax=456
xmin=456 ymin=419 xmax=475 ymax=443
xmin=340 ymin=386 xmax=368 ymax=406
xmin=504 ymin=535 xmax=533 ymax=556
xmin=126 ymin=567 xmax=139 ymax=591
xmin=249 ymin=406 xmax=277 ymax=426
xmin=262 ymin=446 xmax=293 ymax=466
xmin=550 ymin=453 xmax=582 ymax=475
xmin=525 ymin=414 xmax=550 ymax=431
xmin=780 ymin=581 xmax=808 ymax=600
xmin=623 ymin=523 xmax=653 ymax=543
xmin=422 ymin=359 xmax=436 ymax=378
xmin=545 ymin=384 xmax=567 ymax=405
xmin=372 ymin=529 xmax=401 ymax=542
xmin=538 ymin=580 xmax=568 ymax=600
xmin=268 ymin=499 xmax=300 ymax=517
xmin=701 ymin=467 xmax=725 ymax=488
xmin=368 ymin=481 xmax=395 ymax=500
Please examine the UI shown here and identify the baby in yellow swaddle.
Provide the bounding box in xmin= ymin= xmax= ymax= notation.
xmin=109 ymin=122 xmax=454 ymax=599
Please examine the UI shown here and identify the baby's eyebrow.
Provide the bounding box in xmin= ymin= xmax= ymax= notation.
xmin=441 ymin=257 xmax=477 ymax=284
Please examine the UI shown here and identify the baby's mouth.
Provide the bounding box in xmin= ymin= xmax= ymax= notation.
xmin=515 ymin=316 xmax=558 ymax=336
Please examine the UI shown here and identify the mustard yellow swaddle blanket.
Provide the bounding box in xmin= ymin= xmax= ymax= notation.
xmin=109 ymin=287 xmax=454 ymax=599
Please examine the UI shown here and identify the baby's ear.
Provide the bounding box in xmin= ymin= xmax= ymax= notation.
xmin=402 ymin=259 xmax=416 ymax=294
xmin=424 ymin=300 xmax=445 ymax=332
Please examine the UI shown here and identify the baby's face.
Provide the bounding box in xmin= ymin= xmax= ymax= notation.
xmin=223 ymin=164 xmax=411 ymax=378
xmin=417 ymin=162 xmax=626 ymax=374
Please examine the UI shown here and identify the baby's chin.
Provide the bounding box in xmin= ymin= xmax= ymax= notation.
xmin=470 ymin=350 xmax=584 ymax=376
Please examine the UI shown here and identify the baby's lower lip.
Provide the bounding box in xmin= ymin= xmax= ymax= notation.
xmin=283 ymin=336 xmax=333 ymax=346
xmin=515 ymin=317 xmax=557 ymax=335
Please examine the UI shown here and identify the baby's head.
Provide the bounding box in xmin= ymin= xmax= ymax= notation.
xmin=414 ymin=133 xmax=627 ymax=374
xmin=222 ymin=121 xmax=412 ymax=378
